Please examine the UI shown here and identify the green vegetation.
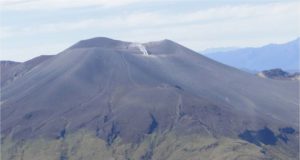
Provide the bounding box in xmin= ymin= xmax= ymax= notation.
xmin=1 ymin=130 xmax=273 ymax=160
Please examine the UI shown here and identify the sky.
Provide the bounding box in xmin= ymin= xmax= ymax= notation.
xmin=0 ymin=0 xmax=299 ymax=62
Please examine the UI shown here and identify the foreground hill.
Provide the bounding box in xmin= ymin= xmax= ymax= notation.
xmin=204 ymin=38 xmax=300 ymax=71
xmin=1 ymin=37 xmax=299 ymax=160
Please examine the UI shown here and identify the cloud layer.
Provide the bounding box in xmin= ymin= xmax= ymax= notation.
xmin=0 ymin=0 xmax=299 ymax=61
xmin=0 ymin=0 xmax=142 ymax=10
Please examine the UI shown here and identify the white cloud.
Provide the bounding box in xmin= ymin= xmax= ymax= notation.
xmin=1 ymin=1 xmax=299 ymax=61
xmin=0 ymin=42 xmax=70 ymax=62
xmin=0 ymin=0 xmax=143 ymax=10
xmin=2 ymin=1 xmax=299 ymax=38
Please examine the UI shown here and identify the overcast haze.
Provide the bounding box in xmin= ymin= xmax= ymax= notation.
xmin=0 ymin=0 xmax=299 ymax=62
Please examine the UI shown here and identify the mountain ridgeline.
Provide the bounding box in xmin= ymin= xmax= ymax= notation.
xmin=203 ymin=38 xmax=300 ymax=72
xmin=1 ymin=37 xmax=299 ymax=160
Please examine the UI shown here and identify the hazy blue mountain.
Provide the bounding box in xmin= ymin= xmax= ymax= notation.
xmin=201 ymin=47 xmax=240 ymax=54
xmin=203 ymin=38 xmax=300 ymax=71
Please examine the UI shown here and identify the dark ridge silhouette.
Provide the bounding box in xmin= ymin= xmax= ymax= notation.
xmin=277 ymin=127 xmax=296 ymax=143
xmin=173 ymin=85 xmax=183 ymax=90
xmin=107 ymin=122 xmax=120 ymax=145
xmin=279 ymin=127 xmax=295 ymax=134
xmin=239 ymin=127 xmax=277 ymax=146
xmin=23 ymin=112 xmax=33 ymax=120
xmin=239 ymin=130 xmax=261 ymax=146
xmin=147 ymin=114 xmax=158 ymax=134
xmin=56 ymin=128 xmax=66 ymax=140
xmin=257 ymin=68 xmax=300 ymax=80
xmin=256 ymin=127 xmax=277 ymax=145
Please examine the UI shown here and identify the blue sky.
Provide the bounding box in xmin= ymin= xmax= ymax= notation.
xmin=0 ymin=0 xmax=299 ymax=61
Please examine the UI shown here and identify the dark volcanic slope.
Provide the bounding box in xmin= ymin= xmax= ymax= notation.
xmin=1 ymin=61 xmax=21 ymax=83
xmin=1 ymin=38 xmax=298 ymax=146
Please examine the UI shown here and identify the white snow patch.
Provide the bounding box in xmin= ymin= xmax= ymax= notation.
xmin=131 ymin=43 xmax=149 ymax=56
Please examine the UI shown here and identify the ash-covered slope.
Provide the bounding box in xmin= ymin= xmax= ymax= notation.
xmin=0 ymin=55 xmax=53 ymax=87
xmin=1 ymin=37 xmax=299 ymax=159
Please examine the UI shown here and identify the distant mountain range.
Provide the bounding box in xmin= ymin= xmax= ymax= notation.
xmin=201 ymin=47 xmax=240 ymax=54
xmin=1 ymin=37 xmax=298 ymax=160
xmin=202 ymin=38 xmax=300 ymax=72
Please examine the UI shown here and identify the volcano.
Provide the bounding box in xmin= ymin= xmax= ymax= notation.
xmin=1 ymin=37 xmax=299 ymax=160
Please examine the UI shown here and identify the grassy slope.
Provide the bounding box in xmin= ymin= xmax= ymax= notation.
xmin=1 ymin=130 xmax=296 ymax=160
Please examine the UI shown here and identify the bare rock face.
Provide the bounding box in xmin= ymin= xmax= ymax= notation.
xmin=1 ymin=37 xmax=299 ymax=159
xmin=257 ymin=68 xmax=300 ymax=80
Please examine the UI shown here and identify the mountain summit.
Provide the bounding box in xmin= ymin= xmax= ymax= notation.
xmin=1 ymin=37 xmax=299 ymax=160
xmin=69 ymin=37 xmax=130 ymax=49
